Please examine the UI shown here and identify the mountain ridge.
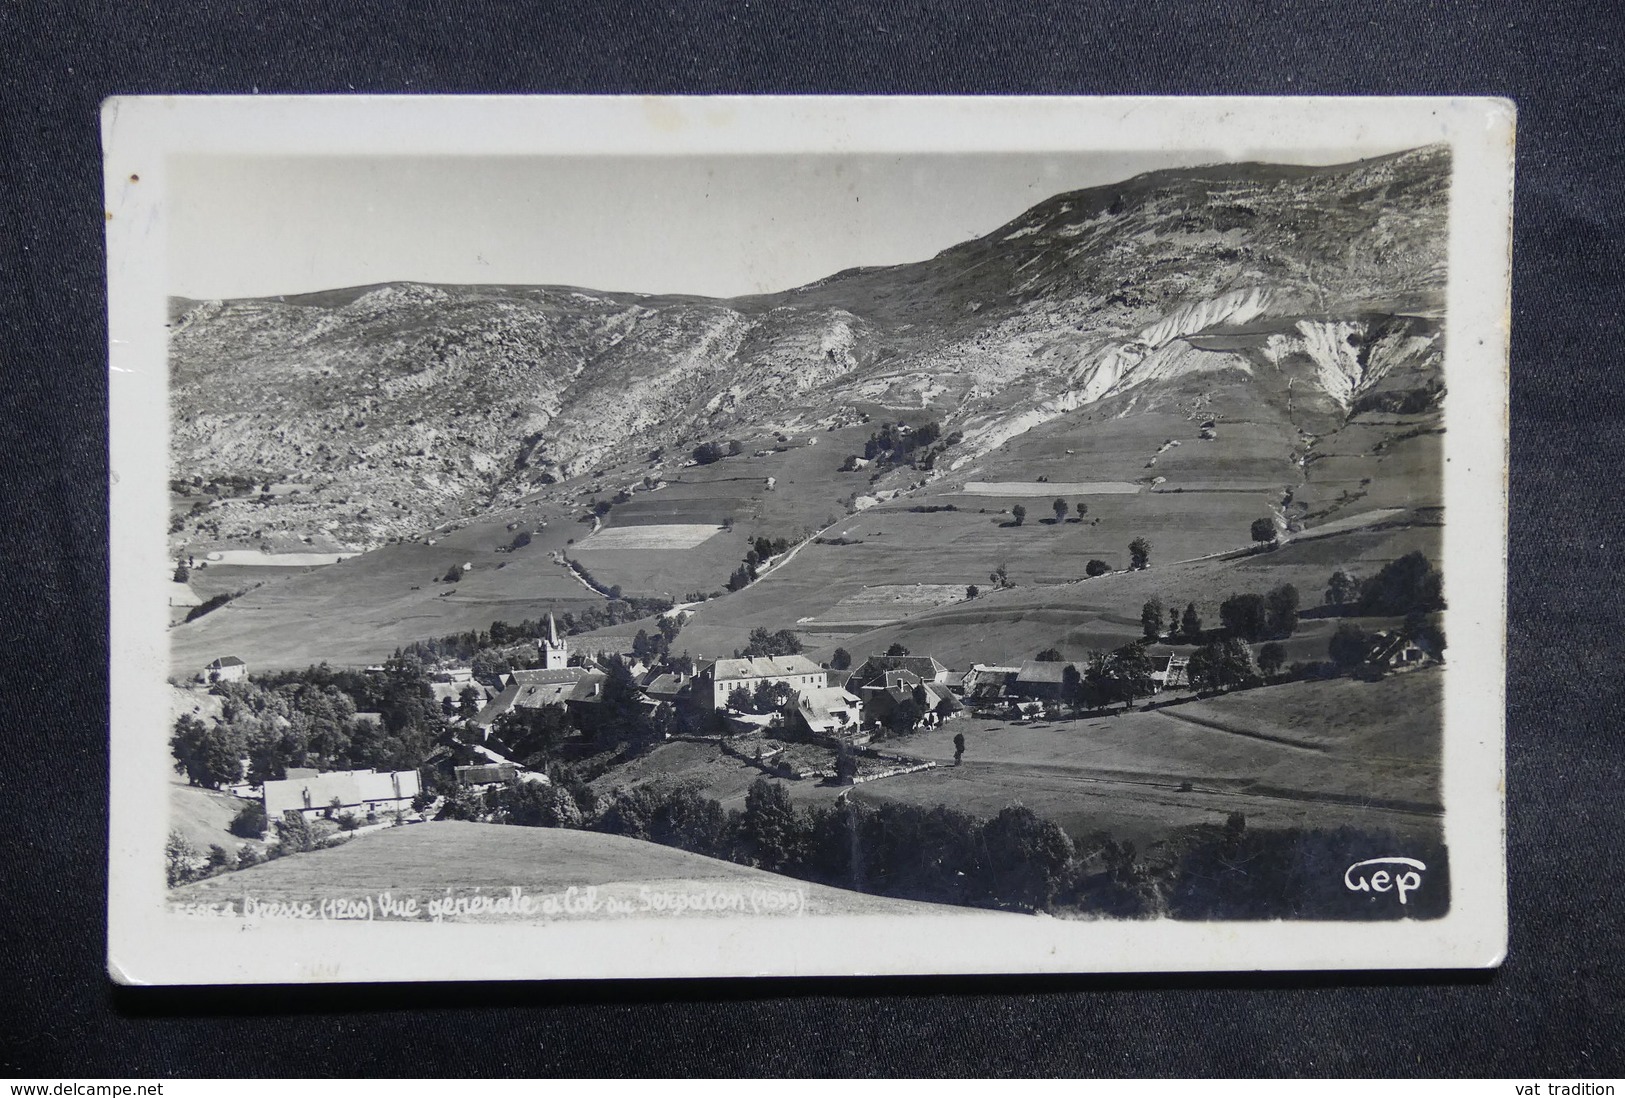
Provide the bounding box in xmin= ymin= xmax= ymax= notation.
xmin=168 ymin=144 xmax=1448 ymax=558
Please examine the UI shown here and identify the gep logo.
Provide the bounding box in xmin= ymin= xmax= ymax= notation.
xmin=1343 ymin=857 xmax=1426 ymax=904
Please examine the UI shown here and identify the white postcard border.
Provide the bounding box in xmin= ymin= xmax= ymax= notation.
xmin=104 ymin=95 xmax=1512 ymax=984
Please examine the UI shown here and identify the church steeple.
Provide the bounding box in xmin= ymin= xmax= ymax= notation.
xmin=541 ymin=612 xmax=568 ymax=669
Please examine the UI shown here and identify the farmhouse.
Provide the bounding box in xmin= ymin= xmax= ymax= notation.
xmin=791 ymin=685 xmax=868 ymax=746
xmin=1363 ymin=631 xmax=1438 ymax=672
xmin=962 ymin=664 xmax=1021 ymax=700
xmin=262 ymin=768 xmax=420 ymax=822
xmin=858 ymin=672 xmax=961 ymax=731
xmin=1148 ymin=653 xmax=1190 ymax=690
xmin=695 ymin=655 xmax=829 ymax=710
xmin=201 ymin=655 xmax=248 ymax=683
xmin=1011 ymin=661 xmax=1079 ymax=701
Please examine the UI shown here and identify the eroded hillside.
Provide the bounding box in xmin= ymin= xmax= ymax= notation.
xmin=169 ymin=145 xmax=1448 ymax=559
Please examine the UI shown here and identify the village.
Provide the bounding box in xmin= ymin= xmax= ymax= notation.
xmin=172 ymin=552 xmax=1443 ymax=893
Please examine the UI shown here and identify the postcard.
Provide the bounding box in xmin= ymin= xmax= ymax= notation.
xmin=104 ymin=95 xmax=1513 ymax=982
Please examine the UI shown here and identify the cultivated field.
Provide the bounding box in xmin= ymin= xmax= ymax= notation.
xmin=169 ymin=499 xmax=601 ymax=672
xmin=574 ymin=523 xmax=726 ymax=551
xmin=167 ymin=820 xmax=983 ymax=919
xmin=961 ymin=481 xmax=1142 ymax=496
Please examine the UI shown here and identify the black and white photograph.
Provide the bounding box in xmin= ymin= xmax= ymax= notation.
xmin=104 ymin=96 xmax=1512 ymax=983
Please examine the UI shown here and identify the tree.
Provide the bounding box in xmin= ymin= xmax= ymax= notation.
xmin=1181 ymin=602 xmax=1203 ymax=643
xmin=1129 ymin=537 xmax=1151 ymax=570
xmin=726 ymin=685 xmax=755 ymax=713
xmin=172 ymin=561 xmax=190 ymax=583
xmin=1265 ymin=583 xmax=1300 ymax=637
xmin=989 ymin=563 xmax=1013 ymax=588
xmin=1074 ymin=501 xmax=1088 ymax=522
xmin=1062 ymin=663 xmax=1084 ymax=716
xmin=1011 ymin=504 xmax=1027 ymax=527
xmin=965 ymin=584 xmax=979 ymax=600
xmin=494 ymin=703 xmax=572 ymax=765
xmin=170 ymin=715 xmax=245 ymax=789
xmin=1188 ymin=637 xmax=1260 ymax=694
xmin=470 ymin=648 xmax=512 ymax=687
xmin=229 ymin=800 xmax=267 ymax=839
xmin=737 ymin=779 xmax=803 ymax=872
xmin=1325 ymin=569 xmax=1359 ymax=608
xmin=1109 ymin=643 xmax=1156 ymax=710
xmin=953 ymin=732 xmax=966 ymax=765
xmin=830 ymin=647 xmax=852 ymax=671
xmin=1035 ymin=647 xmax=1063 ymax=662
xmin=165 ymin=830 xmax=199 ymax=887
xmin=1141 ymin=597 xmax=1165 ymax=641
xmin=886 ymin=642 xmax=910 ymax=657
xmin=1219 ymin=592 xmax=1269 ymax=642
xmin=511 ymin=530 xmax=532 ymax=549
xmin=1329 ymin=622 xmax=1372 ymax=671
xmin=752 ymin=678 xmax=792 ymax=714
xmin=1250 ymin=517 xmax=1277 ymax=545
xmin=1085 ymin=559 xmax=1110 ymax=577
xmin=977 ymin=805 xmax=1075 ymax=910
xmin=1052 ymin=498 xmax=1068 ymax=523
xmin=1358 ymin=551 xmax=1445 ymax=616
xmin=742 ymin=626 xmax=804 ymax=658
xmin=1258 ymin=642 xmax=1286 ymax=680
xmin=727 ymin=439 xmax=744 ymax=456
xmin=457 ymin=686 xmax=482 ymax=720
xmin=692 ymin=441 xmax=725 ymax=465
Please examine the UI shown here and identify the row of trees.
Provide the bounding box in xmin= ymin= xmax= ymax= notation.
xmin=726 ymin=533 xmax=795 ymax=592
xmin=1140 ymin=586 xmax=1301 ymax=645
xmin=453 ymin=775 xmax=1077 ymax=912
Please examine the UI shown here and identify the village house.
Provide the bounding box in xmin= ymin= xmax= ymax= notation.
xmin=961 ymin=663 xmax=1021 ymax=701
xmin=262 ymin=768 xmax=420 ymax=823
xmin=695 ymin=654 xmax=829 ymax=710
xmin=455 ymin=762 xmax=520 ymax=785
xmin=472 ymin=666 xmax=607 ymax=736
xmin=790 ymin=684 xmax=868 ymax=746
xmin=847 ymin=653 xmax=952 ymax=688
xmin=639 ymin=669 xmax=693 ymax=704
xmin=1361 ymin=631 xmax=1438 ymax=676
xmin=857 ymin=669 xmax=961 ymax=732
xmin=201 ymin=655 xmax=248 ymax=683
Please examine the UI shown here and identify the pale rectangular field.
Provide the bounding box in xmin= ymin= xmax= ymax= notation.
xmin=961 ymin=481 xmax=1142 ymax=496
xmin=805 ymin=582 xmax=968 ymax=625
xmin=574 ymin=523 xmax=726 ymax=551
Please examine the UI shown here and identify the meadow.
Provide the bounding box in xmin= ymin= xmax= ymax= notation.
xmin=167 ymin=820 xmax=976 ymax=919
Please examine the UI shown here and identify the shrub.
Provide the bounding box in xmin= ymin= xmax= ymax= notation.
xmin=229 ymin=800 xmax=268 ymax=839
xmin=1085 ymin=559 xmax=1110 ymax=577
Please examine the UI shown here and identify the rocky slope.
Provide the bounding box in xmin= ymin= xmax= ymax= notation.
xmin=169 ymin=145 xmax=1448 ymax=554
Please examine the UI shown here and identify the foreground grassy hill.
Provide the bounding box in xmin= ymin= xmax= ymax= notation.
xmin=167 ymin=820 xmax=991 ymax=919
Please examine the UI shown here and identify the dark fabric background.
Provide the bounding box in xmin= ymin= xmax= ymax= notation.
xmin=1 ymin=0 xmax=1620 ymax=1078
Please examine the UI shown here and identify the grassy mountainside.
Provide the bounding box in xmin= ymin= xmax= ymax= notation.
xmin=170 ymin=147 xmax=1449 ymax=671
